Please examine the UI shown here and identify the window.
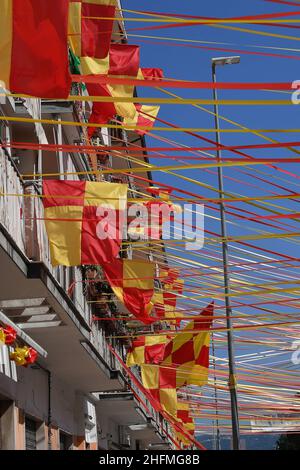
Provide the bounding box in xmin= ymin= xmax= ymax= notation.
xmin=59 ymin=431 xmax=73 ymax=450
xmin=25 ymin=417 xmax=37 ymax=450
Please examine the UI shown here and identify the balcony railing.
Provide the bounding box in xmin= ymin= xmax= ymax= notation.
xmin=0 ymin=147 xmax=25 ymax=253
xmin=0 ymin=147 xmax=90 ymax=323
xmin=1 ymin=148 xmax=172 ymax=443
xmin=0 ymin=147 xmax=129 ymax=374
xmin=24 ymin=183 xmax=91 ymax=322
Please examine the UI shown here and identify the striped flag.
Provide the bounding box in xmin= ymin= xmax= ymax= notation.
xmin=43 ymin=180 xmax=127 ymax=266
xmin=102 ymin=260 xmax=155 ymax=324
xmin=0 ymin=0 xmax=71 ymax=98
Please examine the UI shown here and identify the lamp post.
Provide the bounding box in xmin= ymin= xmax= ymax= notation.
xmin=211 ymin=56 xmax=241 ymax=450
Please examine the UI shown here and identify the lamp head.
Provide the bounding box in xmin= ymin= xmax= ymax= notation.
xmin=212 ymin=56 xmax=240 ymax=67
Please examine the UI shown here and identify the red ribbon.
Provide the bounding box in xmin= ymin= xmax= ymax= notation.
xmin=73 ymin=74 xmax=294 ymax=91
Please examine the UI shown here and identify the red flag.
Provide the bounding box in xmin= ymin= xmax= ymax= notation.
xmin=7 ymin=0 xmax=71 ymax=98
xmin=76 ymin=0 xmax=117 ymax=59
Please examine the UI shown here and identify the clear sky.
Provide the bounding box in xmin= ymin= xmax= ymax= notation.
xmin=122 ymin=0 xmax=300 ymax=293
xmin=122 ymin=0 xmax=300 ymax=269
xmin=122 ymin=0 xmax=300 ymax=205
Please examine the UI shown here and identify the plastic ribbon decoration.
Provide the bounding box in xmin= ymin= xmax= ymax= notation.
xmin=10 ymin=346 xmax=38 ymax=367
xmin=0 ymin=329 xmax=5 ymax=347
xmin=0 ymin=325 xmax=17 ymax=345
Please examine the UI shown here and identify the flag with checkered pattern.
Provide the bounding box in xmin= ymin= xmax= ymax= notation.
xmin=102 ymin=259 xmax=155 ymax=324
xmin=43 ymin=180 xmax=127 ymax=266
xmin=126 ymin=334 xmax=168 ymax=367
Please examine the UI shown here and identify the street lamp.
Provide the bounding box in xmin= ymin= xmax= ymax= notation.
xmin=211 ymin=56 xmax=241 ymax=451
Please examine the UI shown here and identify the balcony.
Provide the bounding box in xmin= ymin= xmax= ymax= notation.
xmin=0 ymin=119 xmax=174 ymax=449
xmin=0 ymin=146 xmax=126 ymax=391
xmin=0 ymin=147 xmax=90 ymax=324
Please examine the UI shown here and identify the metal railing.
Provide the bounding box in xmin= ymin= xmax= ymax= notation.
xmin=0 ymin=148 xmax=25 ymax=252
xmin=0 ymin=147 xmax=127 ymax=372
xmin=1 ymin=147 xmax=171 ymax=442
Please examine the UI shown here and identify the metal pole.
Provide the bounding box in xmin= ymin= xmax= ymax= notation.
xmin=212 ymin=63 xmax=240 ymax=450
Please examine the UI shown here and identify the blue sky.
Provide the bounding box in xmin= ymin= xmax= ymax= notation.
xmin=122 ymin=0 xmax=300 ymax=270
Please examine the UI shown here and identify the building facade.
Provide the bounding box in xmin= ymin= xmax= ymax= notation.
xmin=0 ymin=4 xmax=173 ymax=451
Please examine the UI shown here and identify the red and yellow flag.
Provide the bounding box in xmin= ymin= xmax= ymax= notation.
xmin=102 ymin=259 xmax=155 ymax=324
xmin=153 ymin=268 xmax=184 ymax=327
xmin=126 ymin=334 xmax=168 ymax=367
xmin=140 ymin=365 xmax=195 ymax=444
xmin=137 ymin=303 xmax=213 ymax=420
xmin=69 ymin=2 xmax=139 ymax=131
xmin=43 ymin=180 xmax=127 ymax=266
xmin=86 ymin=44 xmax=141 ymax=136
xmin=81 ymin=43 xmax=140 ymax=77
xmin=163 ymin=302 xmax=214 ymax=387
xmin=68 ymin=0 xmax=117 ymax=61
xmin=0 ymin=0 xmax=71 ymax=98
xmin=177 ymin=402 xmax=194 ymax=427
xmin=144 ymin=189 xmax=182 ymax=225
xmin=162 ymin=268 xmax=184 ymax=294
xmin=87 ymin=82 xmax=117 ymax=134
xmin=175 ymin=402 xmax=195 ymax=447
xmin=123 ymin=105 xmax=160 ymax=135
xmin=87 ymin=67 xmax=163 ymax=134
xmin=121 ymin=70 xmax=163 ymax=133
